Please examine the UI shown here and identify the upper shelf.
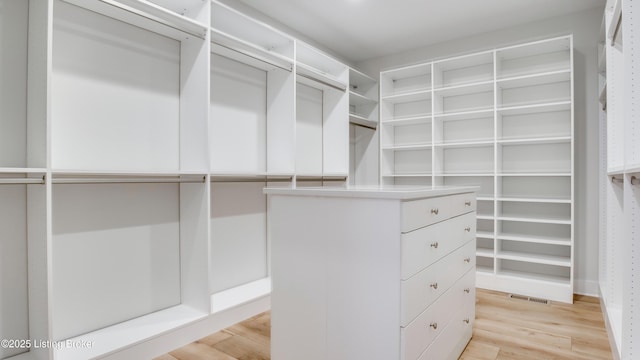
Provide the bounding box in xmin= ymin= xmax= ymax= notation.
xmin=59 ymin=0 xmax=209 ymax=41
xmin=296 ymin=42 xmax=348 ymax=91
xmin=496 ymin=36 xmax=571 ymax=79
xmin=349 ymin=68 xmax=378 ymax=100
xmin=210 ymin=0 xmax=294 ymax=71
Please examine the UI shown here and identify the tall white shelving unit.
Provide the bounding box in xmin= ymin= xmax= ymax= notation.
xmin=0 ymin=1 xmax=357 ymax=359
xmin=380 ymin=35 xmax=575 ymax=303
xmin=599 ymin=0 xmax=640 ymax=358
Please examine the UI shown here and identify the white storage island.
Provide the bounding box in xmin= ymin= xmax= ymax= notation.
xmin=265 ymin=186 xmax=478 ymax=360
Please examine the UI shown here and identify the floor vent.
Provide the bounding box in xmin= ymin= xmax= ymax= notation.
xmin=508 ymin=294 xmax=549 ymax=305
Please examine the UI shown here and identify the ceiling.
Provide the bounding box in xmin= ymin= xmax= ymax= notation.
xmin=236 ymin=0 xmax=605 ymax=63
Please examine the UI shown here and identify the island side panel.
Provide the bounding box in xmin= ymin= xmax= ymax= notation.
xmin=269 ymin=195 xmax=402 ymax=360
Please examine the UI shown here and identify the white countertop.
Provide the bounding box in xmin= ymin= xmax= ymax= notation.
xmin=263 ymin=185 xmax=478 ymax=200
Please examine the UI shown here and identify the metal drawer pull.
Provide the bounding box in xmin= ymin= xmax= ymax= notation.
xmin=464 ymin=257 xmax=471 ymax=263
xmin=430 ymin=322 xmax=438 ymax=330
xmin=431 ymin=208 xmax=439 ymax=215
xmin=465 ymin=227 xmax=471 ymax=232
xmin=465 ymin=201 xmax=472 ymax=206
xmin=430 ymin=242 xmax=439 ymax=249
xmin=463 ymin=318 xmax=470 ymax=324
xmin=430 ymin=283 xmax=438 ymax=289
xmin=464 ymin=288 xmax=470 ymax=293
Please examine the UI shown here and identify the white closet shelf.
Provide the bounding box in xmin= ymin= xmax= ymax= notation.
xmin=599 ymin=83 xmax=607 ymax=108
xmin=433 ymin=49 xmax=493 ymax=68
xmin=476 ymin=231 xmax=495 ymax=239
xmin=607 ymin=0 xmax=622 ymax=45
xmin=497 ymin=36 xmax=570 ymax=61
xmin=497 ymin=215 xmax=571 ymax=225
xmin=434 ymin=108 xmax=494 ymax=121
xmin=497 ymin=269 xmax=570 ymax=286
xmin=296 ymin=63 xmax=347 ymax=92
xmin=349 ymin=114 xmax=378 ymax=130
xmin=477 ymin=215 xmax=494 ymax=221
xmin=497 ymin=69 xmax=571 ymax=89
xmin=54 ymin=304 xmax=208 ymax=360
xmin=382 ymin=173 xmax=432 ymax=178
xmin=435 ymin=173 xmax=494 ymax=177
xmin=349 ymin=68 xmax=377 ymax=90
xmin=433 ymin=80 xmax=494 ymax=94
xmin=497 ymin=196 xmax=571 ymax=204
xmin=497 ymin=233 xmax=571 ymax=246
xmin=498 ymin=136 xmax=571 ymax=146
xmin=498 ymin=172 xmax=572 ymax=177
xmin=349 ymin=90 xmax=377 ymax=105
xmin=434 ymin=81 xmax=493 ymax=97
xmin=210 ymin=29 xmax=294 ymax=72
xmin=598 ymin=43 xmax=607 ymax=74
xmin=626 ymin=164 xmax=640 ymax=174
xmin=497 ymin=251 xmax=570 ymax=267
xmin=476 ymin=196 xmax=495 ymax=201
xmin=607 ymin=166 xmax=625 ymax=176
xmin=433 ymin=106 xmax=494 ymax=118
xmin=211 ymin=277 xmax=271 ymax=314
xmin=434 ymin=140 xmax=494 ymax=148
xmin=381 ymin=89 xmax=431 ymax=104
xmin=497 ymin=100 xmax=571 ymax=115
xmin=476 ymin=248 xmax=495 ymax=258
xmin=59 ymin=0 xmax=208 ymax=41
xmin=381 ymin=143 xmax=432 ymax=151
xmin=381 ymin=114 xmax=432 ymax=126
xmin=477 ymin=266 xmax=494 ymax=275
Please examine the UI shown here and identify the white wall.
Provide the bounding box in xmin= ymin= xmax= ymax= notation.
xmin=357 ymin=6 xmax=604 ymax=296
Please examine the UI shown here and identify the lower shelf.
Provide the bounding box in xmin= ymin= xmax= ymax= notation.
xmin=476 ymin=269 xmax=572 ymax=303
xmin=54 ymin=305 xmax=208 ymax=360
xmin=211 ymin=277 xmax=271 ymax=314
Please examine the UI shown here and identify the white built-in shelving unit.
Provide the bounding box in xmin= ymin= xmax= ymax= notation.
xmin=380 ymin=35 xmax=575 ymax=303
xmin=0 ymin=0 xmax=358 ymax=359
xmin=599 ymin=0 xmax=640 ymax=359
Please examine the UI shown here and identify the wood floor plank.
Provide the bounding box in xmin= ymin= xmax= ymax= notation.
xmin=153 ymin=355 xmax=179 ymax=360
xmin=169 ymin=342 xmax=237 ymax=360
xmin=213 ymin=334 xmax=270 ymax=360
xmin=459 ymin=341 xmax=500 ymax=360
xmin=162 ymin=289 xmax=613 ymax=360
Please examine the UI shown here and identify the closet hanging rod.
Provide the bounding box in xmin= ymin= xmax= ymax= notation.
xmin=52 ymin=176 xmax=206 ymax=184
xmin=210 ymin=177 xmax=293 ymax=183
xmin=297 ymin=72 xmax=347 ymax=92
xmin=611 ymin=176 xmax=624 ymax=183
xmin=0 ymin=176 xmax=45 ymax=185
xmin=296 ymin=176 xmax=348 ymax=182
xmin=352 ymin=122 xmax=377 ymax=131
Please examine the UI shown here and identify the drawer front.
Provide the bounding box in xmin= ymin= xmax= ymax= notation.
xmin=401 ymin=212 xmax=476 ymax=280
xmin=449 ymin=193 xmax=477 ymax=218
xmin=401 ymin=240 xmax=475 ymax=326
xmin=402 ymin=192 xmax=476 ymax=233
xmin=402 ymin=196 xmax=451 ymax=233
xmin=412 ymin=270 xmax=475 ymax=360
xmin=401 ymin=275 xmax=462 ymax=360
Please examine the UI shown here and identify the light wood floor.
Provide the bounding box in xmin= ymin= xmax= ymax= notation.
xmin=157 ymin=289 xmax=612 ymax=360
